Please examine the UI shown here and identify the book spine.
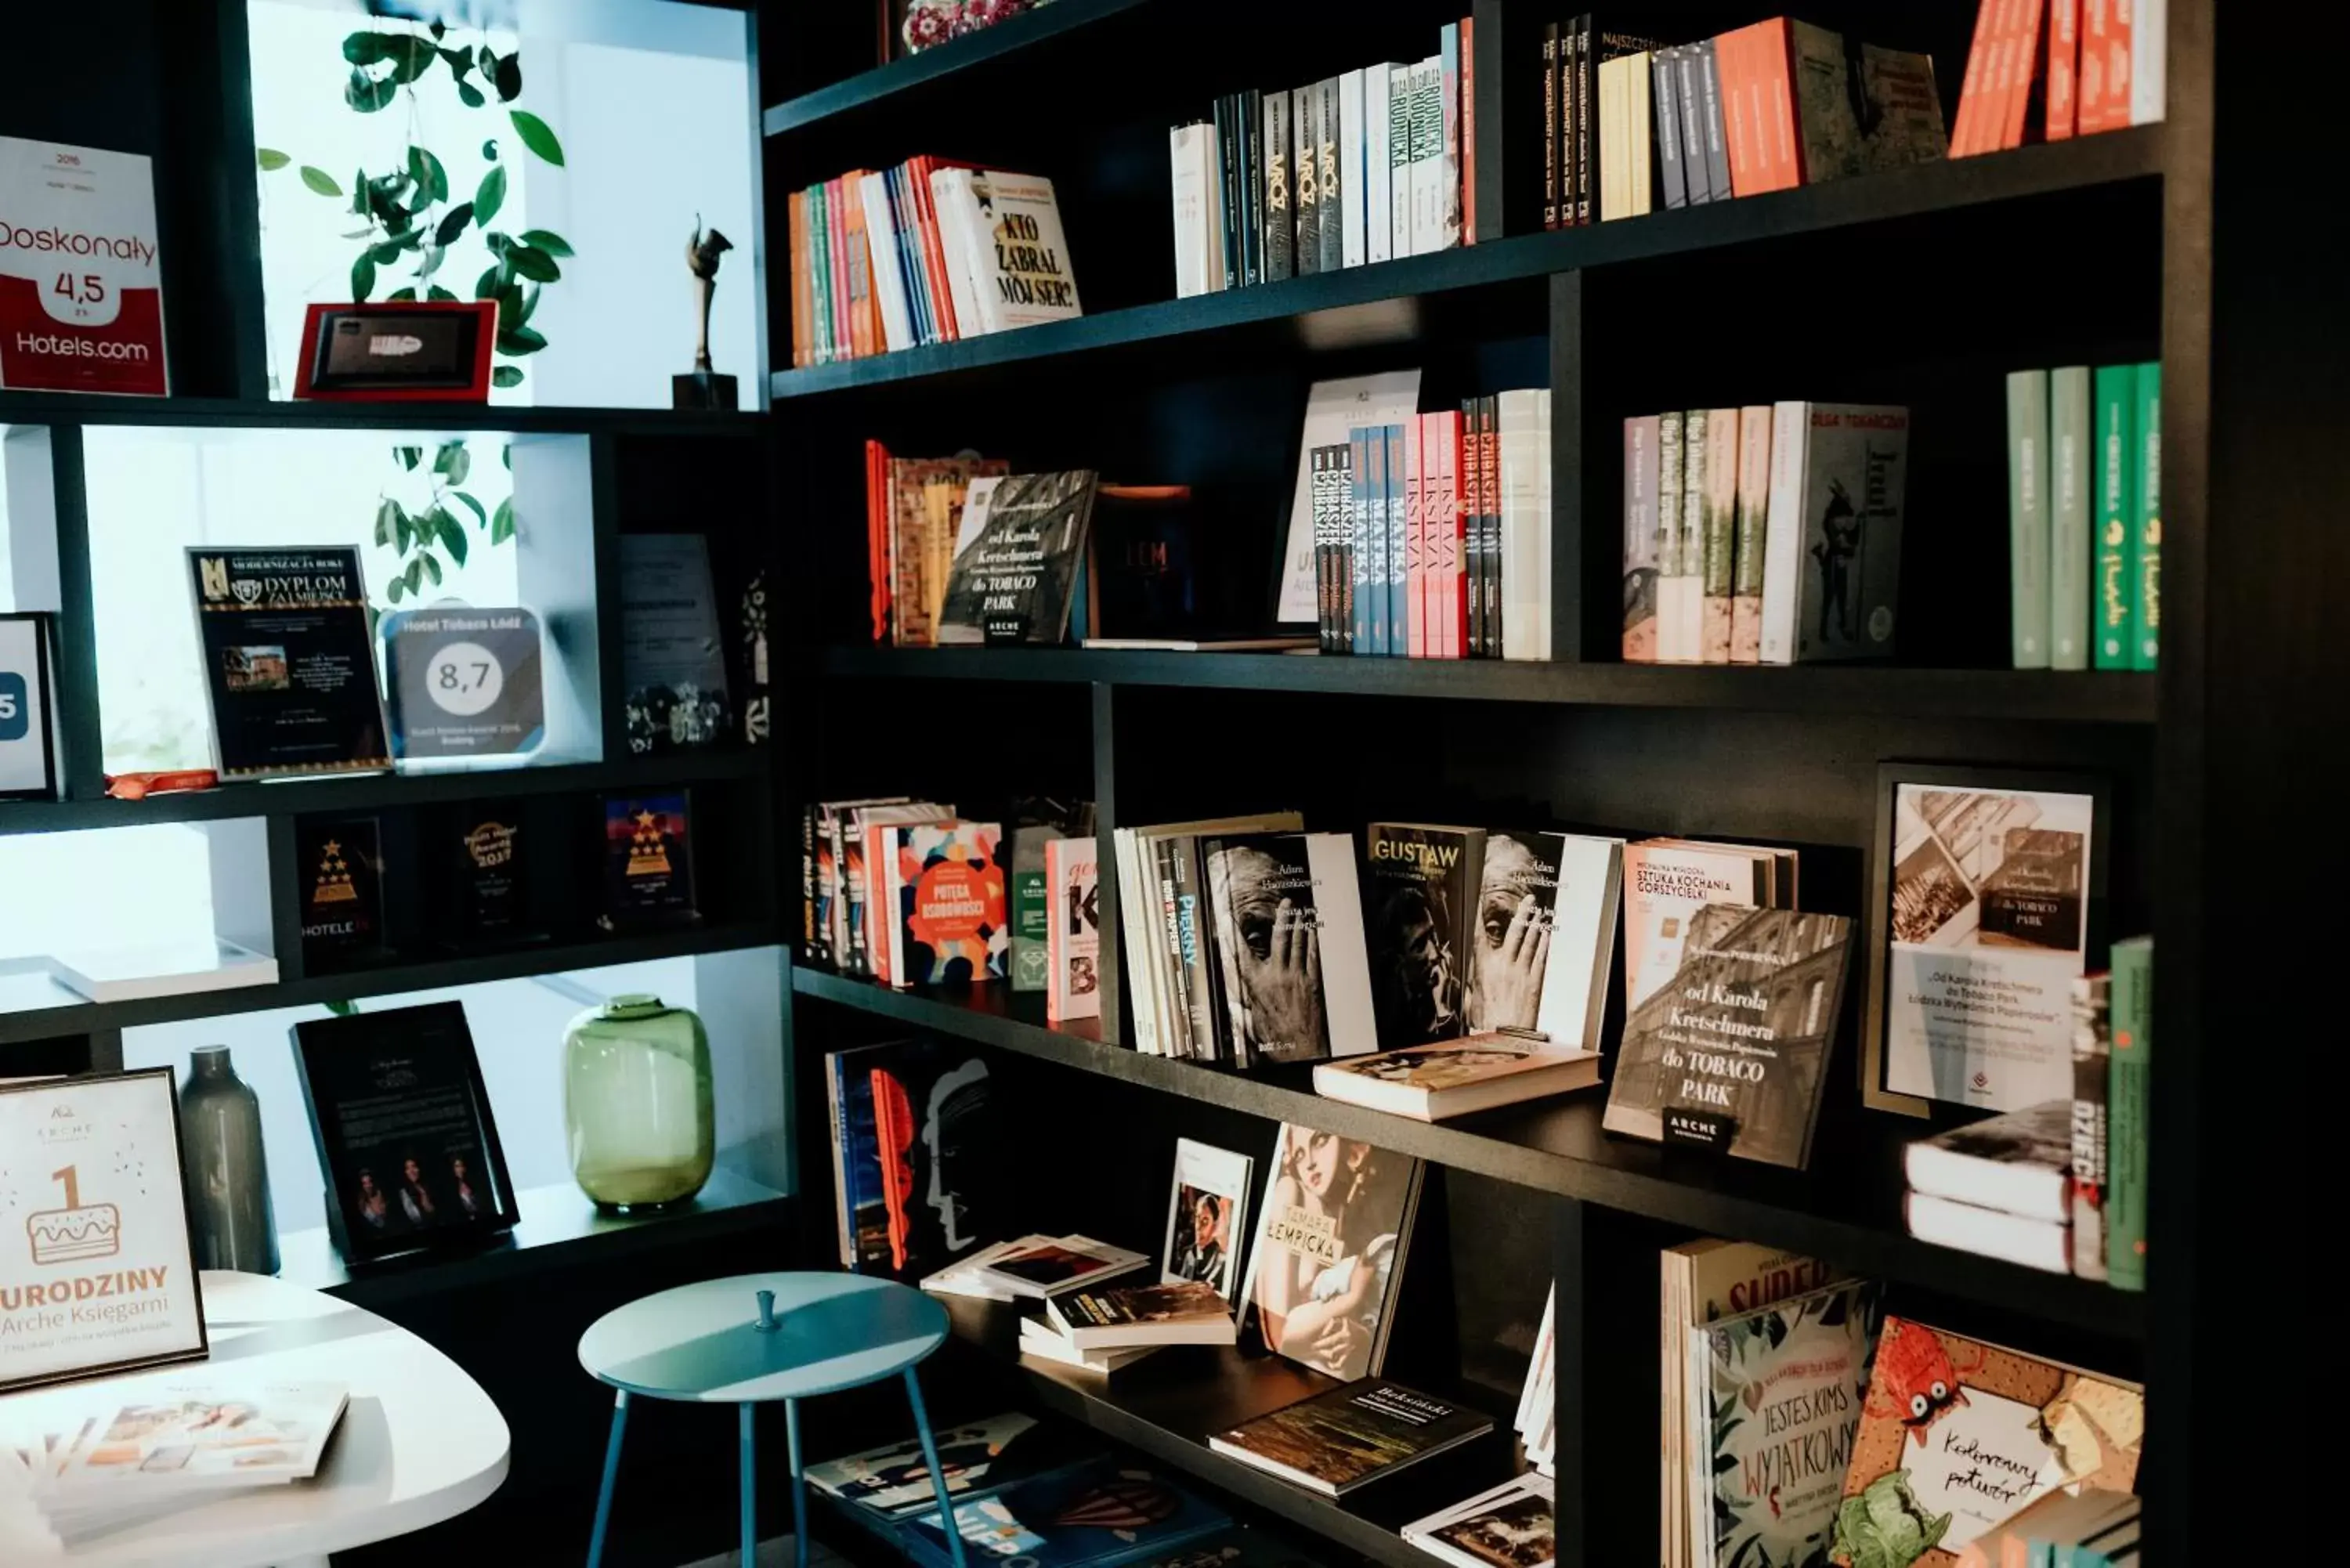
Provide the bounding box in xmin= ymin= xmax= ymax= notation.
xmin=1242 ymin=88 xmax=1266 ymax=287
xmin=1759 ymin=402 xmax=1806 ymax=664
xmin=1365 ymin=67 xmax=1394 ymax=265
xmin=2105 ymin=935 xmax=2151 ymax=1291
xmin=1623 ymin=414 xmax=1658 ymax=662
xmin=1340 ymin=69 xmax=1368 ymax=269
xmin=1656 ymin=410 xmax=1685 ymax=663
xmin=1171 ymin=127 xmax=1203 ymax=299
xmin=1339 ymin=444 xmax=1357 ymax=653
xmin=1596 ymin=56 xmax=1625 ymax=222
xmin=2070 ymin=972 xmax=2110 ymax=1282
xmin=1167 ymin=838 xmax=1216 ymax=1058
xmin=2049 ymin=365 xmax=2093 ymax=668
xmin=1151 ymin=836 xmax=1191 ymax=1056
xmin=1654 ymin=47 xmax=1687 ymax=209
xmin=2008 ymin=369 xmax=2052 ymax=668
xmin=807 ymin=182 xmax=831 ymax=363
xmin=1320 ymin=78 xmax=1346 ymax=275
xmin=1447 ymin=407 xmax=1468 ymax=658
xmin=2001 ymin=0 xmax=2051 ymax=154
xmin=1405 ymin=415 xmax=1426 ymax=658
xmin=2130 ymin=0 xmax=2165 ymax=125
xmin=2077 ymin=0 xmax=2113 ymax=134
xmin=1480 ymin=396 xmax=1502 ymax=657
xmin=1716 ymin=25 xmax=1756 ymax=196
xmin=1213 ymin=96 xmax=1242 ymax=288
xmin=2130 ymin=360 xmax=2160 ymax=668
xmin=1951 ymin=0 xmax=1998 ymax=155
xmin=1542 ymin=25 xmax=1561 ymax=229
xmin=1760 ymin=22 xmax=1802 ymax=188
xmin=1350 ymin=428 xmax=1374 ymax=652
xmin=1696 ymin=39 xmax=1732 ymax=203
xmin=786 ymin=190 xmax=808 ymax=368
xmin=912 ymin=158 xmax=961 ymax=341
xmin=1573 ymin=18 xmax=1595 ymax=224
xmin=2047 ymin=0 xmax=2081 ymax=138
xmin=1700 ymin=407 xmax=1737 ymax=663
xmin=1626 ymin=52 xmax=1654 ymax=218
xmin=1407 ymin=60 xmax=1440 ymax=255
xmin=1440 ymin=23 xmax=1463 ymax=250
xmin=2092 ymin=364 xmax=2137 ymax=668
xmin=1461 ymin=15 xmax=1477 ymax=245
xmin=1675 ymin=49 xmax=1709 ymax=204
xmin=1311 ymin=445 xmax=1335 ymax=652
xmin=1295 ymin=85 xmax=1321 ymax=276
xmin=1390 ymin=65 xmax=1415 ymax=258
xmin=1730 ymin=403 xmax=1770 ymax=663
xmin=1678 ymin=408 xmax=1709 ymax=663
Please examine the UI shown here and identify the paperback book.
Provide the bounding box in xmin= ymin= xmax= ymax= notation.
xmin=1361 ymin=823 xmax=1484 ymax=1048
xmin=1467 ymin=830 xmax=1624 ymax=1052
xmin=824 ymin=1038 xmax=1002 ymax=1277
xmin=1240 ymin=1123 xmax=1423 ymax=1381
xmin=1402 ymin=1473 xmax=1555 ymax=1568
xmin=1203 ymin=832 xmax=1376 ymax=1064
xmin=880 ymin=819 xmax=1010 ymax=986
xmin=1162 ymin=1137 xmax=1253 ymax=1301
xmin=1046 ymin=1279 xmax=1235 ymax=1349
xmin=904 ymin=1460 xmax=1228 ymax=1568
xmin=1046 ymin=836 xmax=1102 ymax=1023
xmin=1313 ymin=1036 xmax=1599 ymax=1122
xmin=938 ymin=471 xmax=1100 ymax=645
xmin=1209 ymin=1382 xmax=1492 ymax=1498
xmin=973 ymin=1234 xmax=1152 ymax=1299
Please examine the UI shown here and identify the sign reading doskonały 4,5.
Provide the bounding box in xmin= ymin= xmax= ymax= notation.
xmin=0 ymin=135 xmax=168 ymax=396
xmin=0 ymin=1071 xmax=208 ymax=1393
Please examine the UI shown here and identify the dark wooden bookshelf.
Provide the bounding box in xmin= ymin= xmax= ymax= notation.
xmin=0 ymin=389 xmax=765 ymax=435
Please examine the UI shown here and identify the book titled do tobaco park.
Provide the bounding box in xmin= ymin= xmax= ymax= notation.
xmin=0 ymin=135 xmax=168 ymax=396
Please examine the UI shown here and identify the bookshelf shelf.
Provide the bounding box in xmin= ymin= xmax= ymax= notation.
xmin=816 ymin=647 xmax=2158 ymax=723
xmin=0 ymin=390 xmax=765 ymax=435
xmin=281 ymin=1170 xmax=794 ymax=1313
xmin=936 ymin=1295 xmax=1519 ymax=1568
xmin=792 ymin=968 xmax=2146 ymax=1341
xmin=0 ymin=922 xmax=782 ymax=1046
xmin=0 ymin=750 xmax=770 ymax=840
xmin=767 ymin=128 xmax=2163 ymax=402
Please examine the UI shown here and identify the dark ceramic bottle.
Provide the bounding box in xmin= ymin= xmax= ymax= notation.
xmin=180 ymin=1045 xmax=280 ymax=1274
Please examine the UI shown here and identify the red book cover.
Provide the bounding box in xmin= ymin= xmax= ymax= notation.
xmin=866 ymin=439 xmax=892 ymax=641
xmin=871 ymin=1067 xmax=916 ymax=1270
xmin=1757 ymin=20 xmax=1802 ymax=190
xmin=2000 ymin=0 xmax=2049 ymax=150
xmin=841 ymin=172 xmax=872 ymax=360
xmin=1950 ymin=0 xmax=2001 ymax=156
xmin=2046 ymin=0 xmax=2081 ymax=139
xmin=1422 ymin=412 xmax=1444 ymax=658
xmin=1716 ymin=24 xmax=1766 ymax=196
xmin=1460 ymin=13 xmax=1477 ymax=245
xmin=1478 ymin=397 xmax=1501 ymax=657
xmin=1441 ymin=410 xmax=1466 ymax=658
xmin=2078 ymin=0 xmax=2131 ymax=134
xmin=865 ymin=822 xmax=898 ymax=986
xmin=1405 ymin=415 xmax=1426 ymax=658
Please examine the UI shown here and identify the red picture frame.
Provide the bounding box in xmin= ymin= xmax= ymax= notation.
xmin=292 ymin=300 xmax=497 ymax=402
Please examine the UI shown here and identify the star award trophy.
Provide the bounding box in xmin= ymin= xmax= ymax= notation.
xmin=599 ymin=793 xmax=699 ymax=931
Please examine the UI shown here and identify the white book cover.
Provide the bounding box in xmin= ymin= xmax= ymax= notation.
xmin=1170 ymin=124 xmax=1216 ymax=299
xmin=925 ymin=168 xmax=989 ymax=339
xmin=1404 ymin=1473 xmax=1556 ymax=1568
xmin=858 ymin=172 xmax=914 ymax=352
xmin=1438 ymin=25 xmax=1464 ymax=248
xmin=1904 ymin=1191 xmax=2072 ymax=1273
xmin=1015 ymin=1318 xmax=1157 ymax=1371
xmin=920 ymin=1238 xmax=1021 ymax=1301
xmin=1303 ymin=832 xmax=1378 ymax=1057
xmin=1278 ymin=371 xmax=1422 ymax=624
xmin=1388 ymin=63 xmax=1415 ymax=258
xmin=1533 ymin=833 xmax=1623 ymax=1053
xmin=1365 ymin=65 xmax=1397 ymax=263
xmin=1498 ymin=389 xmax=1549 ymax=660
xmin=1758 ymin=400 xmax=1810 ymax=664
xmin=51 ymin=1384 xmax=348 ymax=1493
xmin=1620 ymin=840 xmax=1774 ymax=1013
xmin=0 ymin=136 xmax=168 ymax=395
xmin=934 ymin=168 xmax=1080 ymax=334
xmin=1044 ymin=836 xmax=1101 ymax=1024
xmin=1110 ymin=827 xmax=1164 ymax=1056
xmin=1340 ymin=69 xmax=1368 ymax=268
xmin=1407 ymin=59 xmax=1446 ymax=257
xmin=1903 ymin=1098 xmax=2074 ymax=1219
xmin=2131 ymin=0 xmax=2166 ymax=125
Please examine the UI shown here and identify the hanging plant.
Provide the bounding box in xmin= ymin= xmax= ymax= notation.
xmin=373 ymin=436 xmax=517 ymax=605
xmin=257 ymin=16 xmax=573 ymax=391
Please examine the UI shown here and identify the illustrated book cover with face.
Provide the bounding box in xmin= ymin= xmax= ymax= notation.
xmin=1360 ymin=823 xmax=1484 ymax=1050
xmin=1238 ymin=1122 xmax=1423 ymax=1382
xmin=902 ymin=1459 xmax=1228 ymax=1568
xmin=1604 ymin=907 xmax=1855 ymax=1169
xmin=1690 ymin=1280 xmax=1880 ymax=1568
xmin=1830 ymin=1317 xmax=2142 ymax=1568
xmin=824 ymin=1039 xmax=1002 ymax=1280
xmin=1162 ymin=1138 xmax=1253 ymax=1302
xmin=1205 ymin=833 xmax=1376 ymax=1064
xmin=1466 ymin=830 xmax=1625 ymax=1055
xmin=1880 ymin=783 xmax=2095 ymax=1113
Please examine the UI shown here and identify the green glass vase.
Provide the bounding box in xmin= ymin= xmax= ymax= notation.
xmin=562 ymin=994 xmax=714 ymax=1212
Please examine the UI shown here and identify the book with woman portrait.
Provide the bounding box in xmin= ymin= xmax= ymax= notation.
xmin=1239 ymin=1122 xmax=1424 ymax=1381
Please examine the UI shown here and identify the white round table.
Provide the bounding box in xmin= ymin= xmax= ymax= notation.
xmin=0 ymin=1270 xmax=508 ymax=1567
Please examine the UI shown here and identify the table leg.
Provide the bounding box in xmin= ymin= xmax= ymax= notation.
xmin=786 ymin=1396 xmax=808 ymax=1568
xmin=905 ymin=1367 xmax=969 ymax=1568
xmin=739 ymin=1401 xmax=757 ymax=1568
xmin=588 ymin=1389 xmax=630 ymax=1568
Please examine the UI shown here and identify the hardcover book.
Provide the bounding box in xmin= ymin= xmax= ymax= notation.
xmin=1314 ymin=1037 xmax=1600 ymax=1122
xmin=824 ymin=1038 xmax=1002 ymax=1277
xmin=1759 ymin=403 xmax=1910 ymax=663
xmin=904 ymin=1461 xmax=1230 ymax=1568
xmin=880 ymin=819 xmax=1009 ymax=986
xmin=938 ymin=471 xmax=1099 ymax=645
xmin=1205 ymin=832 xmax=1376 ymax=1064
xmin=1046 ymin=1279 xmax=1235 ymax=1349
xmin=1832 ymin=1318 xmax=2142 ymax=1568
xmin=1903 ymin=1100 xmax=2074 ymax=1223
xmin=1693 ymin=1281 xmax=1880 ymax=1568
xmin=1240 ymin=1123 xmax=1423 ymax=1381
xmin=974 ymin=1234 xmax=1152 ymax=1299
xmin=1209 ymin=1381 xmax=1492 ymax=1498
xmin=1604 ymin=906 xmax=1855 ymax=1169
xmin=1362 ymin=823 xmax=1484 ymax=1049
xmin=1404 ymin=1473 xmax=1556 ymax=1568
xmin=1046 ymin=836 xmax=1101 ymax=1023
xmin=186 ymin=547 xmax=389 ymax=779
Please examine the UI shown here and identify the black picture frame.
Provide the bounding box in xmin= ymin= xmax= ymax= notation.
xmin=1 ymin=611 xmax=60 ymax=802
xmin=1861 ymin=762 xmax=2112 ymax=1118
xmin=289 ymin=1002 xmax=520 ymax=1263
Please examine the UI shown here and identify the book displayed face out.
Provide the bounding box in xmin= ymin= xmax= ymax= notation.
xmin=1241 ymin=1122 xmax=1423 ymax=1382
xmin=1161 ymin=1138 xmax=1253 ymax=1303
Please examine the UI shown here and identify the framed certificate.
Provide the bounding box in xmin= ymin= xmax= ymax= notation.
xmin=0 ymin=1071 xmax=209 ymax=1393
xmin=186 ymin=547 xmax=392 ymax=780
xmin=291 ymin=301 xmax=494 ymax=401
xmin=1 ymin=612 xmax=59 ymax=800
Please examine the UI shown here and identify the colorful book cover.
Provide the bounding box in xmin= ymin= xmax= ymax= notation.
xmin=1831 ymin=1318 xmax=2142 ymax=1568
xmin=807 ymin=1411 xmax=1072 ymax=1518
xmin=905 ymin=1461 xmax=1230 ymax=1568
xmin=2128 ymin=362 xmax=2160 ymax=670
xmin=2068 ymin=973 xmax=2110 ymax=1282
xmin=1162 ymin=1136 xmax=1252 ymax=1301
xmin=1239 ymin=1123 xmax=1423 ymax=1380
xmin=1695 ymin=1281 xmax=1879 ymax=1568
xmin=2105 ymin=936 xmax=2151 ymax=1291
xmin=825 ymin=1039 xmax=1000 ymax=1278
xmin=1209 ymin=1381 xmax=1490 ymax=1496
xmin=2092 ymin=366 xmax=2136 ymax=668
xmin=1386 ymin=423 xmax=1410 ymax=659
xmin=893 ymin=821 xmax=1009 ymax=986
xmin=1361 ymin=823 xmax=1484 ymax=1049
xmin=1046 ymin=836 xmax=1101 ymax=1023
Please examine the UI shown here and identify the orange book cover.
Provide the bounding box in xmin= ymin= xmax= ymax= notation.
xmin=1716 ymin=24 xmax=1759 ymax=195
xmin=864 ymin=822 xmax=898 ymax=985
xmin=870 ymin=1066 xmax=916 ymax=1270
xmin=2045 ymin=0 xmax=2081 ymax=139
xmin=1998 ymin=0 xmax=2048 ymax=151
xmin=786 ymin=190 xmax=808 ymax=369
xmin=1950 ymin=0 xmax=2001 ymax=155
xmin=910 ymin=156 xmax=964 ymax=342
xmin=1721 ymin=20 xmax=1799 ymax=193
xmin=866 ymin=439 xmax=892 ymax=641
xmin=2078 ymin=0 xmax=2131 ymax=133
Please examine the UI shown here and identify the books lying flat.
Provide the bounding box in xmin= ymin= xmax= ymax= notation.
xmin=1079 ymin=638 xmax=1318 ymax=652
xmin=903 ymin=1459 xmax=1228 ymax=1568
xmin=1017 ymin=1318 xmax=1159 ymax=1375
xmin=1045 ymin=1279 xmax=1235 ymax=1349
xmin=1904 ymin=1192 xmax=2072 ymax=1274
xmin=1314 ymin=1036 xmax=1600 ymax=1120
xmin=42 ymin=939 xmax=277 ymax=1005
xmin=972 ymin=1234 xmax=1151 ymax=1299
xmin=1404 ymin=1473 xmax=1556 ymax=1568
xmin=806 ymin=1411 xmax=1076 ymax=1519
xmin=48 ymin=1383 xmax=348 ymax=1494
xmin=1903 ymin=1099 xmax=2075 ymax=1223
xmin=922 ymin=1238 xmax=1025 ymax=1302
xmin=1208 ymin=1381 xmax=1492 ymax=1498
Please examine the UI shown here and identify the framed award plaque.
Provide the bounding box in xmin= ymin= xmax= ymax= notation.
xmin=2 ymin=611 xmax=59 ymax=800
xmin=186 ymin=547 xmax=392 ymax=780
xmin=598 ymin=791 xmax=700 ymax=932
xmin=381 ymin=605 xmax=546 ymax=761
xmin=291 ymin=301 xmax=494 ymax=402
xmin=0 ymin=1071 xmax=210 ymax=1393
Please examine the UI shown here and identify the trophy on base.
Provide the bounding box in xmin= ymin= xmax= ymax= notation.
xmin=674 ymin=217 xmax=738 ymax=410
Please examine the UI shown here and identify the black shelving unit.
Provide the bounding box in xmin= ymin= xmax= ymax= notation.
xmin=766 ymin=5 xmax=2308 ymax=1566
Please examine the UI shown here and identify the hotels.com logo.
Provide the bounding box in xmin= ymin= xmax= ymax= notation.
xmin=11 ymin=333 xmax=150 ymax=360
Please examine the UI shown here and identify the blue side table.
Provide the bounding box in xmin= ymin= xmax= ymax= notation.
xmin=577 ymin=1271 xmax=970 ymax=1568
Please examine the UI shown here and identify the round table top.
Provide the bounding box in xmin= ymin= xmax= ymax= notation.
xmin=0 ymin=1271 xmax=508 ymax=1568
xmin=577 ymin=1272 xmax=946 ymax=1404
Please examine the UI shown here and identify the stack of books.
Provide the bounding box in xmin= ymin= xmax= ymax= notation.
xmin=1018 ymin=1278 xmax=1235 ymax=1376
xmin=2005 ymin=363 xmax=2161 ymax=671
xmin=788 ymin=161 xmax=1079 ymax=368
xmin=1170 ymin=18 xmax=1473 ymax=298
xmin=1951 ymin=0 xmax=2166 ymax=154
xmin=1903 ymin=1100 xmax=2079 ymax=1274
xmin=921 ymin=1233 xmax=1148 ymax=1304
xmin=1622 ymin=403 xmax=1911 ymax=666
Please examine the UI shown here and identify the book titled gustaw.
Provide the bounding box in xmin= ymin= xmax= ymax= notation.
xmin=1882 ymin=783 xmax=2094 ymax=1112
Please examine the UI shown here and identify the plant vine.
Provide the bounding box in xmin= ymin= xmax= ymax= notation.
xmin=373 ymin=436 xmax=517 ymax=605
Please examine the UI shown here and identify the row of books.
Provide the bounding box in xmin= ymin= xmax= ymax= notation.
xmin=1951 ymin=0 xmax=2166 ymax=154
xmin=1900 ymin=938 xmax=2153 ymax=1288
xmin=1622 ymin=403 xmax=1910 ymax=666
xmin=2006 ymin=363 xmax=2160 ymax=671
xmin=1170 ymin=19 xmax=1472 ymax=299
xmin=787 ymin=160 xmax=1081 ymax=368
xmin=1309 ymin=391 xmax=1553 ymax=659
xmin=1538 ymin=16 xmax=1944 ymax=229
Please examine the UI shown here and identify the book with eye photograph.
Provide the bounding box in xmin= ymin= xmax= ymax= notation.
xmin=1238 ymin=1122 xmax=1424 ymax=1382
xmin=1202 ymin=832 xmax=1377 ymax=1065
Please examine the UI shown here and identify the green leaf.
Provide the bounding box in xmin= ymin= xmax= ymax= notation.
xmin=433 ymin=441 xmax=472 ymax=485
xmin=416 ymin=243 xmax=444 ymax=280
xmin=473 ymin=265 xmax=501 ymax=301
xmin=493 ymin=51 xmax=523 ymax=103
xmin=507 ymin=244 xmax=561 ymax=284
xmin=386 ymin=35 xmax=437 ymax=85
xmin=396 ymin=446 xmax=423 ymax=471
xmin=438 ymin=510 xmax=469 ymax=567
xmin=438 ymin=46 xmax=472 ymax=78
xmin=350 ymin=253 xmax=376 ymax=302
xmin=517 ymin=228 xmax=573 ymax=258
xmin=404 ymin=558 xmax=424 ymax=594
xmin=386 ymin=576 xmax=405 ymax=603
xmin=324 ymin=999 xmax=360 ymax=1017
xmin=342 ymin=31 xmax=400 ymax=65
xmin=395 ymin=508 xmax=413 ymax=554
xmin=491 ymin=366 xmax=524 ymax=389
xmin=476 ymin=44 xmax=497 ymax=75
xmin=298 ymin=164 xmax=343 ymax=197
xmin=406 ymin=146 xmax=448 ymax=204
xmin=450 ymin=490 xmax=488 ymax=529
xmin=473 ymin=164 xmax=507 ymax=226
xmin=433 ymin=202 xmax=473 ymax=247
xmin=374 ymin=498 xmax=400 ymax=547
xmin=457 ymin=81 xmax=486 ymax=108
xmin=428 ymin=284 xmax=459 ymax=302
xmin=481 ymin=138 xmax=499 ymax=161
xmin=419 ymin=548 xmax=443 ymax=585
xmin=501 ymin=444 xmax=512 ymax=470
xmin=520 ymin=284 xmax=540 ymax=323
xmin=508 ymin=110 xmax=563 ymax=167
xmin=387 ymin=285 xmax=418 ymax=301
xmin=340 ymin=227 xmax=375 ymax=240
xmin=257 ymin=148 xmax=292 ymax=172
xmin=495 ymin=284 xmax=527 ymax=334
xmin=490 ymin=497 xmax=515 ymax=541
xmin=370 ymin=238 xmax=408 ymax=265
xmin=352 ymin=170 xmax=368 ymax=217
xmin=345 ymin=67 xmax=396 ymax=113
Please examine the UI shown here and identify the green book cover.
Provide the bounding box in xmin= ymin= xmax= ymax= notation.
xmin=1010 ymin=866 xmax=1053 ymax=991
xmin=2092 ymin=366 xmax=2136 ymax=669
xmin=809 ymin=182 xmax=834 ymax=363
xmin=2049 ymin=367 xmax=2093 ymax=670
xmin=2106 ymin=934 xmax=2153 ymax=1292
xmin=2130 ymin=362 xmax=2161 ymax=670
xmin=2007 ymin=370 xmax=2051 ymax=669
